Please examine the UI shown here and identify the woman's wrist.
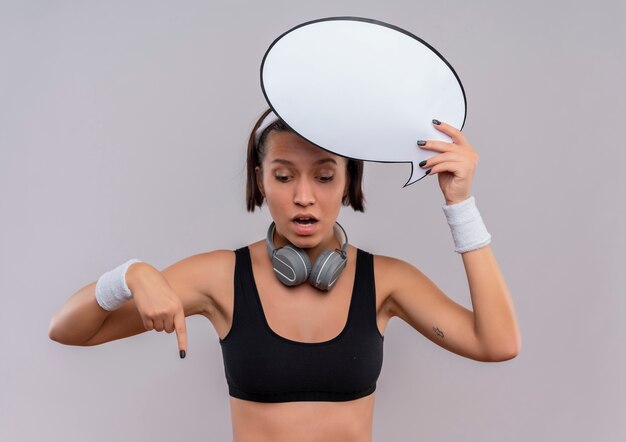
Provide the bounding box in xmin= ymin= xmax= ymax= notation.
xmin=445 ymin=195 xmax=471 ymax=206
xmin=125 ymin=261 xmax=152 ymax=292
xmin=95 ymin=258 xmax=143 ymax=311
xmin=441 ymin=195 xmax=492 ymax=253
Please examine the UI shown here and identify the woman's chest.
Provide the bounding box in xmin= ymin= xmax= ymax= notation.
xmin=209 ymin=244 xmax=392 ymax=343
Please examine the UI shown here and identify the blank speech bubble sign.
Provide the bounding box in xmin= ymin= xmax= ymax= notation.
xmin=261 ymin=16 xmax=466 ymax=187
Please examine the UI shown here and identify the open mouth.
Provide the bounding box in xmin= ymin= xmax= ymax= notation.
xmin=293 ymin=218 xmax=318 ymax=226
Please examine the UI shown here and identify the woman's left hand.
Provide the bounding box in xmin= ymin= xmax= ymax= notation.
xmin=418 ymin=119 xmax=479 ymax=205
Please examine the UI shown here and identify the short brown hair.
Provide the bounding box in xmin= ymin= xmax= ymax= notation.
xmin=246 ymin=109 xmax=366 ymax=212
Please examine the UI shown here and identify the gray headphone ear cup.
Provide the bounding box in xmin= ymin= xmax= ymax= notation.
xmin=272 ymin=245 xmax=312 ymax=286
xmin=309 ymin=250 xmax=348 ymax=291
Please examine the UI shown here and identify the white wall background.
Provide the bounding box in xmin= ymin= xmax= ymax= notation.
xmin=1 ymin=0 xmax=624 ymax=441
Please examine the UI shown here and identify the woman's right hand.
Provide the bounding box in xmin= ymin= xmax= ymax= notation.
xmin=126 ymin=262 xmax=188 ymax=358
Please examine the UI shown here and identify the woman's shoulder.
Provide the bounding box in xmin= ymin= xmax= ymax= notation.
xmin=182 ymin=248 xmax=237 ymax=282
xmin=191 ymin=248 xmax=236 ymax=264
xmin=359 ymin=247 xmax=410 ymax=269
xmin=349 ymin=245 xmax=410 ymax=281
xmin=367 ymin=252 xmax=429 ymax=314
xmin=369 ymin=250 xmax=419 ymax=288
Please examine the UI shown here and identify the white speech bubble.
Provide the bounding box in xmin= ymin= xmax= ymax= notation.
xmin=261 ymin=17 xmax=466 ymax=187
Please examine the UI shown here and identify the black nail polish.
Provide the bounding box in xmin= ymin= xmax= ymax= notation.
xmin=419 ymin=160 xmax=427 ymax=167
xmin=180 ymin=349 xmax=186 ymax=359
xmin=417 ymin=140 xmax=426 ymax=146
xmin=425 ymin=168 xmax=432 ymax=175
xmin=432 ymin=119 xmax=441 ymax=125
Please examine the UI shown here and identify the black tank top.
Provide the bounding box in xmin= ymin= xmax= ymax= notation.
xmin=218 ymin=246 xmax=385 ymax=403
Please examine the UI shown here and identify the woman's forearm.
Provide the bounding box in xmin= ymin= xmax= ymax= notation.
xmin=462 ymin=245 xmax=521 ymax=360
xmin=48 ymin=262 xmax=148 ymax=345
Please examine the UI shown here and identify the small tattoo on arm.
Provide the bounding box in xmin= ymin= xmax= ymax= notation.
xmin=433 ymin=326 xmax=444 ymax=339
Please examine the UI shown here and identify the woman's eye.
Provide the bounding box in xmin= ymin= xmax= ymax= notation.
xmin=274 ymin=175 xmax=333 ymax=183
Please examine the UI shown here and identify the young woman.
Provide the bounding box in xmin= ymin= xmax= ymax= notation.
xmin=49 ymin=108 xmax=521 ymax=442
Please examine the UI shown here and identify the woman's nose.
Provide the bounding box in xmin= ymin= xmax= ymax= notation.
xmin=293 ymin=178 xmax=316 ymax=206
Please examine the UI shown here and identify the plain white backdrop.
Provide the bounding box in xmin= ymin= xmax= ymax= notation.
xmin=1 ymin=1 xmax=624 ymax=441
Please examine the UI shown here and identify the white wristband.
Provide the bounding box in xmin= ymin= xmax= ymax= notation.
xmin=442 ymin=196 xmax=492 ymax=254
xmin=95 ymin=259 xmax=143 ymax=311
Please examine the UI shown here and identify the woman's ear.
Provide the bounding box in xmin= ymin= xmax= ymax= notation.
xmin=255 ymin=166 xmax=265 ymax=197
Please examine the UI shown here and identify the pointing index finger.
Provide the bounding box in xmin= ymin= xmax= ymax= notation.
xmin=174 ymin=308 xmax=187 ymax=359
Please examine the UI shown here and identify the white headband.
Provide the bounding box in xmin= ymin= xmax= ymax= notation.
xmin=254 ymin=111 xmax=280 ymax=147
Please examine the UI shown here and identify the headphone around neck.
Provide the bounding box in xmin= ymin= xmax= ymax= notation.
xmin=265 ymin=221 xmax=349 ymax=291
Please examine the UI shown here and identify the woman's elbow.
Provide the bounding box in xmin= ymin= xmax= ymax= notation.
xmin=491 ymin=340 xmax=521 ymax=362
xmin=48 ymin=316 xmax=89 ymax=346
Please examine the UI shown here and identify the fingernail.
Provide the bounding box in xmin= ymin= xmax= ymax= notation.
xmin=432 ymin=119 xmax=441 ymax=125
xmin=425 ymin=168 xmax=432 ymax=175
xmin=419 ymin=160 xmax=427 ymax=167
xmin=417 ymin=140 xmax=426 ymax=146
xmin=180 ymin=349 xmax=186 ymax=359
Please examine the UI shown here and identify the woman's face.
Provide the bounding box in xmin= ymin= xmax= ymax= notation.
xmin=255 ymin=131 xmax=348 ymax=251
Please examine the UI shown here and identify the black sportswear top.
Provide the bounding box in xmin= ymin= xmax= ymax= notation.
xmin=218 ymin=246 xmax=385 ymax=403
